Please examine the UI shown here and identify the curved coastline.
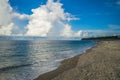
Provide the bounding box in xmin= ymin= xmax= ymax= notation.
xmin=34 ymin=40 xmax=120 ymax=80
xmin=34 ymin=40 xmax=99 ymax=80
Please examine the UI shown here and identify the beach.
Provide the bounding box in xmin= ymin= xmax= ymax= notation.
xmin=34 ymin=40 xmax=120 ymax=80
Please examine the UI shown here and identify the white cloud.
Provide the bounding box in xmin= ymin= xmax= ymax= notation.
xmin=12 ymin=12 xmax=30 ymax=20
xmin=26 ymin=0 xmax=81 ymax=38
xmin=60 ymin=24 xmax=82 ymax=38
xmin=0 ymin=0 xmax=30 ymax=36
xmin=1 ymin=0 xmax=81 ymax=38
xmin=0 ymin=0 xmax=12 ymax=25
xmin=0 ymin=23 xmax=15 ymax=36
xmin=80 ymin=30 xmax=120 ymax=38
xmin=2 ymin=0 xmax=118 ymax=39
xmin=0 ymin=0 xmax=14 ymax=36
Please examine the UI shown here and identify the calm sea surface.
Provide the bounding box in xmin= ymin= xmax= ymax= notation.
xmin=0 ymin=40 xmax=96 ymax=80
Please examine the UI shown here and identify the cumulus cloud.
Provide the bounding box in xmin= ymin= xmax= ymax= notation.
xmin=0 ymin=0 xmax=14 ymax=36
xmin=12 ymin=12 xmax=30 ymax=20
xmin=1 ymin=0 xmax=119 ymax=39
xmin=0 ymin=0 xmax=30 ymax=36
xmin=1 ymin=0 xmax=81 ymax=38
xmin=0 ymin=23 xmax=15 ymax=36
xmin=26 ymin=0 xmax=81 ymax=38
xmin=61 ymin=24 xmax=82 ymax=38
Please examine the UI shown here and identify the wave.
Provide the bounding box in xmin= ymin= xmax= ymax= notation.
xmin=0 ymin=63 xmax=33 ymax=72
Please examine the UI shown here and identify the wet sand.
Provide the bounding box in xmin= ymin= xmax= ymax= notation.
xmin=34 ymin=40 xmax=120 ymax=80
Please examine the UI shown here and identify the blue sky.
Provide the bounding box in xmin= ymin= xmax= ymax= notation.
xmin=9 ymin=0 xmax=120 ymax=31
xmin=0 ymin=0 xmax=119 ymax=38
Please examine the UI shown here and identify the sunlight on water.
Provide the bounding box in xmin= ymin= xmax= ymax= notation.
xmin=0 ymin=40 xmax=96 ymax=80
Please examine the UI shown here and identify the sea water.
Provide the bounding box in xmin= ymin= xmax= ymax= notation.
xmin=0 ymin=40 xmax=96 ymax=80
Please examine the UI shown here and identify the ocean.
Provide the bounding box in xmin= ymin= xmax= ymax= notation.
xmin=0 ymin=40 xmax=96 ymax=80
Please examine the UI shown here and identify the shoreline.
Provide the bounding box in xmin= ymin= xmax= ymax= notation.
xmin=34 ymin=40 xmax=120 ymax=80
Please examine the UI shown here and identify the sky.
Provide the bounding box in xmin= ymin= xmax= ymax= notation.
xmin=0 ymin=0 xmax=120 ymax=38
